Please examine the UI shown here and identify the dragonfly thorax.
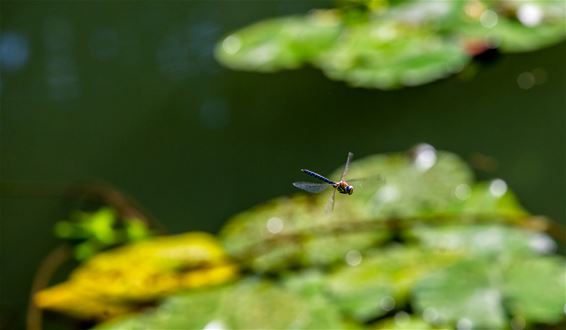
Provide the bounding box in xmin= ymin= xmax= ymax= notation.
xmin=335 ymin=181 xmax=354 ymax=195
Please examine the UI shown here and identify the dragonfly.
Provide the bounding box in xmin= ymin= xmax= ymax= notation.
xmin=293 ymin=152 xmax=355 ymax=211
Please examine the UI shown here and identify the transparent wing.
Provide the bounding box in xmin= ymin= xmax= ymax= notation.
xmin=292 ymin=182 xmax=330 ymax=194
xmin=340 ymin=152 xmax=354 ymax=181
xmin=325 ymin=189 xmax=337 ymax=213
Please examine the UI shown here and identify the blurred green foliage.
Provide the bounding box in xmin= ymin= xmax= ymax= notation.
xmin=215 ymin=0 xmax=565 ymax=89
xmin=89 ymin=148 xmax=565 ymax=330
xmin=54 ymin=208 xmax=152 ymax=260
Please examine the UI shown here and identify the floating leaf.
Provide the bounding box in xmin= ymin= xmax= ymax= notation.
xmin=318 ymin=21 xmax=469 ymax=89
xmin=95 ymin=286 xmax=228 ymax=330
xmin=503 ymin=256 xmax=566 ymax=324
xmin=447 ymin=181 xmax=527 ymax=219
xmin=413 ymin=255 xmax=566 ymax=328
xmin=373 ymin=314 xmax=448 ymax=330
xmin=333 ymin=149 xmax=474 ymax=219
xmin=35 ymin=232 xmax=238 ymax=319
xmin=408 ymin=224 xmax=555 ymax=257
xmin=215 ymin=11 xmax=342 ymax=72
xmin=221 ymin=195 xmax=389 ymax=272
xmin=460 ymin=14 xmax=566 ymax=53
xmin=413 ymin=257 xmax=507 ymax=328
xmin=215 ymin=0 xmax=565 ymax=89
xmin=38 ymin=149 xmax=566 ymax=329
xmin=385 ymin=0 xmax=464 ymax=26
xmin=33 ymin=282 xmax=137 ymax=320
xmin=97 ymin=279 xmax=346 ymax=330
xmin=221 ymin=149 xmax=476 ymax=272
xmin=325 ymin=246 xmax=459 ymax=321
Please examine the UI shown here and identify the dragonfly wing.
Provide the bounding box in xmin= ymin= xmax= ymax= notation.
xmin=340 ymin=152 xmax=354 ymax=181
xmin=325 ymin=189 xmax=337 ymax=213
xmin=293 ymin=182 xmax=330 ymax=193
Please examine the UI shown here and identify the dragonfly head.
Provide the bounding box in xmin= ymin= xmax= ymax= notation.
xmin=346 ymin=185 xmax=354 ymax=195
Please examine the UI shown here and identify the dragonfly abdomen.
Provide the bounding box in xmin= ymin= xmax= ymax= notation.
xmin=301 ymin=169 xmax=335 ymax=185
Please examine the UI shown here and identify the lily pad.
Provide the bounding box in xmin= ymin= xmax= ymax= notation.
xmin=447 ymin=181 xmax=527 ymax=219
xmin=413 ymin=255 xmax=566 ymax=328
xmin=34 ymin=232 xmax=238 ymax=319
xmin=413 ymin=257 xmax=508 ymax=328
xmin=215 ymin=0 xmax=565 ymax=89
xmin=325 ymin=246 xmax=459 ymax=321
xmin=407 ymin=224 xmax=555 ymax=257
xmin=318 ymin=21 xmax=469 ymax=89
xmin=35 ymin=148 xmax=566 ymax=330
xmin=220 ymin=195 xmax=389 ymax=272
xmin=460 ymin=14 xmax=566 ymax=53
xmin=221 ymin=149 xmax=473 ymax=272
xmin=332 ymin=148 xmax=474 ymax=219
xmin=503 ymin=256 xmax=566 ymax=324
xmin=97 ymin=279 xmax=345 ymax=330
xmin=373 ymin=314 xmax=448 ymax=330
xmin=215 ymin=12 xmax=342 ymax=72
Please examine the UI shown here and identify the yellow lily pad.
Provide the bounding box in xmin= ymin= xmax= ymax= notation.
xmin=35 ymin=232 xmax=238 ymax=320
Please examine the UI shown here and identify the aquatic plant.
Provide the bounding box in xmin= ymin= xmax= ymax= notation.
xmin=35 ymin=148 xmax=565 ymax=329
xmin=215 ymin=0 xmax=565 ymax=89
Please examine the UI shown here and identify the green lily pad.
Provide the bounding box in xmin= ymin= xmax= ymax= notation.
xmin=446 ymin=181 xmax=527 ymax=219
xmin=318 ymin=21 xmax=469 ymax=89
xmin=413 ymin=257 xmax=507 ymax=328
xmin=96 ymin=279 xmax=345 ymax=330
xmin=413 ymin=255 xmax=566 ymax=329
xmin=373 ymin=314 xmax=449 ymax=330
xmin=220 ymin=194 xmax=389 ymax=272
xmin=460 ymin=14 xmax=565 ymax=53
xmin=215 ymin=12 xmax=342 ymax=72
xmin=331 ymin=149 xmax=474 ymax=219
xmin=215 ymin=0 xmax=565 ymax=89
xmin=95 ymin=286 xmax=227 ymax=330
xmin=325 ymin=246 xmax=459 ymax=322
xmin=221 ymin=149 xmax=473 ymax=272
xmin=45 ymin=148 xmax=565 ymax=330
xmin=503 ymin=256 xmax=566 ymax=324
xmin=408 ymin=224 xmax=553 ymax=257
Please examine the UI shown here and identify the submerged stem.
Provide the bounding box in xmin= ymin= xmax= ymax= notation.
xmin=27 ymin=245 xmax=72 ymax=330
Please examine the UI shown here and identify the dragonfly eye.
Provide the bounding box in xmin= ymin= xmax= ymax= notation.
xmin=347 ymin=186 xmax=354 ymax=195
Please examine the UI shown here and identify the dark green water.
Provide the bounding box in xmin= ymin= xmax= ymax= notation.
xmin=1 ymin=1 xmax=564 ymax=328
